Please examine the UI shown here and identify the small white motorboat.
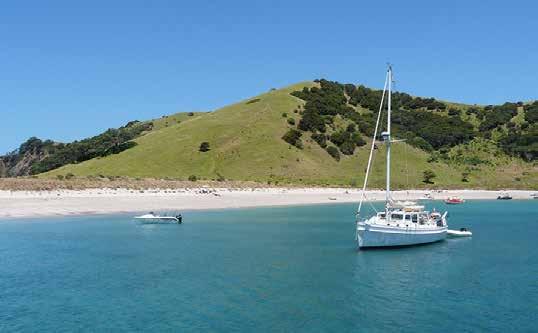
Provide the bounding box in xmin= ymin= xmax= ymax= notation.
xmin=134 ymin=212 xmax=182 ymax=224
xmin=447 ymin=228 xmax=472 ymax=237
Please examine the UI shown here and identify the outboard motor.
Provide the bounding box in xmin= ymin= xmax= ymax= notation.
xmin=176 ymin=214 xmax=183 ymax=224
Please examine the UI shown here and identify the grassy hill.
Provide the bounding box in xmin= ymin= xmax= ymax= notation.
xmin=42 ymin=82 xmax=537 ymax=189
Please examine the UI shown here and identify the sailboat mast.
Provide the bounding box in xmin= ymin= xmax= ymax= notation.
xmin=386 ymin=65 xmax=392 ymax=205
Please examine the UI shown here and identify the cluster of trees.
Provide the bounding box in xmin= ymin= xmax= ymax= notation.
xmin=292 ymin=80 xmax=353 ymax=133
xmin=17 ymin=137 xmax=54 ymax=156
xmin=290 ymin=80 xmax=371 ymax=158
xmin=499 ymin=124 xmax=538 ymax=161
xmin=392 ymin=109 xmax=475 ymax=150
xmin=292 ymin=80 xmax=379 ymax=136
xmin=488 ymin=102 xmax=537 ymax=161
xmin=0 ymin=137 xmax=56 ymax=176
xmin=478 ymin=103 xmax=519 ymax=132
xmin=28 ymin=121 xmax=152 ymax=175
xmin=289 ymin=79 xmax=473 ymax=158
xmin=289 ymin=79 xmax=538 ymax=163
xmin=524 ymin=101 xmax=538 ymax=123
xmin=328 ymin=124 xmax=366 ymax=155
xmin=463 ymin=101 xmax=537 ymax=160
xmin=308 ymin=125 xmax=366 ymax=159
xmin=343 ymin=82 xmax=446 ymax=111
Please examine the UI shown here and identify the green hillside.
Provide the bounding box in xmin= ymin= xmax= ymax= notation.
xmin=43 ymin=81 xmax=537 ymax=189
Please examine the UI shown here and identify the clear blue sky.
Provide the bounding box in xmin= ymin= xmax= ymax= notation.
xmin=1 ymin=0 xmax=536 ymax=153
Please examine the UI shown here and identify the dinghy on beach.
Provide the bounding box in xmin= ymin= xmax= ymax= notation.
xmin=497 ymin=192 xmax=512 ymax=200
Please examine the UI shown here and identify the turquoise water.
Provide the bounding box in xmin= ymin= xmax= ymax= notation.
xmin=1 ymin=200 xmax=537 ymax=332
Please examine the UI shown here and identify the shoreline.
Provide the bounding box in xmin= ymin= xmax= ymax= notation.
xmin=0 ymin=188 xmax=536 ymax=219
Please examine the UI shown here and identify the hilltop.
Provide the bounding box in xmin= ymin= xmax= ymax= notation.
xmin=2 ymin=80 xmax=537 ymax=189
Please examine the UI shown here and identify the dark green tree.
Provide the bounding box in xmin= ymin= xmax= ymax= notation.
xmin=339 ymin=140 xmax=356 ymax=155
xmin=311 ymin=133 xmax=327 ymax=148
xmin=199 ymin=142 xmax=211 ymax=152
xmin=422 ymin=170 xmax=436 ymax=184
xmin=326 ymin=146 xmax=340 ymax=161
xmin=282 ymin=129 xmax=303 ymax=149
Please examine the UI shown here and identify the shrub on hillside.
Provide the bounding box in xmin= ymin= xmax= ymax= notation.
xmin=448 ymin=108 xmax=461 ymax=116
xmin=339 ymin=140 xmax=356 ymax=155
xmin=282 ymin=129 xmax=303 ymax=149
xmin=422 ymin=170 xmax=436 ymax=184
xmin=199 ymin=142 xmax=211 ymax=152
xmin=246 ymin=98 xmax=260 ymax=104
xmin=329 ymin=131 xmax=347 ymax=146
xmin=351 ymin=132 xmax=366 ymax=147
xmin=466 ymin=107 xmax=480 ymax=116
xmin=328 ymin=130 xmax=366 ymax=154
xmin=326 ymin=146 xmax=340 ymax=161
xmin=409 ymin=136 xmax=434 ymax=152
xmin=311 ymin=133 xmax=327 ymax=148
xmin=188 ymin=175 xmax=197 ymax=181
xmin=287 ymin=118 xmax=296 ymax=125
xmin=524 ymin=101 xmax=538 ymax=123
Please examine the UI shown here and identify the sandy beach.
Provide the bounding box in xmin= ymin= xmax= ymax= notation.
xmin=0 ymin=187 xmax=536 ymax=219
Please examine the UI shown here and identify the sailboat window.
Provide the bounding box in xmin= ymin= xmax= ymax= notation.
xmin=412 ymin=214 xmax=418 ymax=223
xmin=391 ymin=214 xmax=403 ymax=220
xmin=405 ymin=215 xmax=411 ymax=220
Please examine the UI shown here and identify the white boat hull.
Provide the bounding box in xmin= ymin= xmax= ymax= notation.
xmin=134 ymin=214 xmax=181 ymax=224
xmin=136 ymin=219 xmax=179 ymax=224
xmin=357 ymin=223 xmax=447 ymax=248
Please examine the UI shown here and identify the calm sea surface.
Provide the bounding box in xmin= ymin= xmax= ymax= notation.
xmin=1 ymin=200 xmax=537 ymax=332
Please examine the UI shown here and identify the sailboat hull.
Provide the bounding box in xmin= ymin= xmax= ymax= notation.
xmin=357 ymin=224 xmax=447 ymax=248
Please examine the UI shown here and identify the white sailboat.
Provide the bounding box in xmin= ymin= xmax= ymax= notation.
xmin=356 ymin=65 xmax=448 ymax=248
